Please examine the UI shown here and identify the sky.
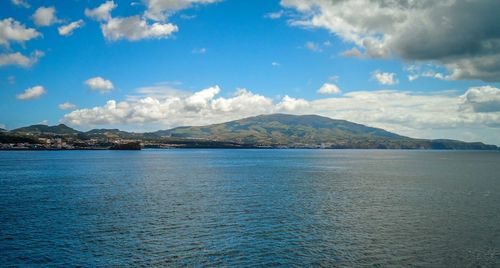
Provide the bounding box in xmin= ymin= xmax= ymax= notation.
xmin=1 ymin=0 xmax=500 ymax=145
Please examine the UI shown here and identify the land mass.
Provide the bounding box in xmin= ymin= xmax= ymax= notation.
xmin=0 ymin=114 xmax=497 ymax=150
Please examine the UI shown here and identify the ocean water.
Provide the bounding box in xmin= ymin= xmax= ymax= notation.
xmin=0 ymin=149 xmax=499 ymax=267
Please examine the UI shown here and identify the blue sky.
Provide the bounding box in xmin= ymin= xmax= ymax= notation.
xmin=1 ymin=0 xmax=500 ymax=144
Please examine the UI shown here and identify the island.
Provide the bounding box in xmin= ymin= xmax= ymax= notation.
xmin=0 ymin=114 xmax=498 ymax=150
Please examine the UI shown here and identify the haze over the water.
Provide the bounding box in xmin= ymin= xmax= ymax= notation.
xmin=1 ymin=0 xmax=499 ymax=144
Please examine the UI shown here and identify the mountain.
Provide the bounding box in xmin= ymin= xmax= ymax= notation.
xmin=3 ymin=114 xmax=498 ymax=150
xmin=12 ymin=124 xmax=81 ymax=135
xmin=153 ymin=114 xmax=497 ymax=149
xmin=154 ymin=114 xmax=412 ymax=147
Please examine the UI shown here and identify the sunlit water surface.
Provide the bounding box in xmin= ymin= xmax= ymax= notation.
xmin=1 ymin=150 xmax=499 ymax=267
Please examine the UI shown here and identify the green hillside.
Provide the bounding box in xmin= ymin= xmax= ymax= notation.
xmin=12 ymin=124 xmax=81 ymax=135
xmin=3 ymin=114 xmax=497 ymax=150
xmin=154 ymin=114 xmax=409 ymax=147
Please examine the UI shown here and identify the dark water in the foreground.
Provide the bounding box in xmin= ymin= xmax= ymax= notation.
xmin=0 ymin=150 xmax=499 ymax=267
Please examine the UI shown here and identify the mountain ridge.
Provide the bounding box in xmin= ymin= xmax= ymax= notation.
xmin=4 ymin=114 xmax=498 ymax=150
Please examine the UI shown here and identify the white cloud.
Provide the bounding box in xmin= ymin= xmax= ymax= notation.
xmin=185 ymin=85 xmax=220 ymax=111
xmin=62 ymin=86 xmax=307 ymax=128
xmin=85 ymin=1 xmax=117 ymax=21
xmin=461 ymin=86 xmax=500 ymax=113
xmin=11 ymin=0 xmax=30 ymax=8
xmin=0 ymin=123 xmax=5 ymax=129
xmin=86 ymin=0 xmax=217 ymax=42
xmin=0 ymin=50 xmax=43 ymax=68
xmin=308 ymin=90 xmax=500 ymax=144
xmin=58 ymin=102 xmax=77 ymax=110
xmin=405 ymin=64 xmax=451 ymax=81
xmin=372 ymin=70 xmax=398 ymax=85
xmin=271 ymin=61 xmax=280 ymax=67
xmin=0 ymin=18 xmax=40 ymax=47
xmin=305 ymin=41 xmax=321 ymax=52
xmin=280 ymin=0 xmax=500 ymax=82
xmin=61 ymin=85 xmax=500 ymax=145
xmin=32 ymin=6 xmax=59 ymax=27
xmin=265 ymin=10 xmax=284 ymax=19
xmin=58 ymin=20 xmax=84 ymax=36
xmin=85 ymin=77 xmax=114 ymax=92
xmin=276 ymin=95 xmax=309 ymax=111
xmin=101 ymin=16 xmax=178 ymax=41
xmin=143 ymin=0 xmax=220 ymax=21
xmin=318 ymin=83 xmax=341 ymax=95
xmin=192 ymin=47 xmax=207 ymax=54
xmin=16 ymin=85 xmax=46 ymax=100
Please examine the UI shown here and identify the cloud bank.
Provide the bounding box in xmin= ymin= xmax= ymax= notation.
xmin=280 ymin=0 xmax=500 ymax=82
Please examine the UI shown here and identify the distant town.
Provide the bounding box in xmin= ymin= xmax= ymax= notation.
xmin=0 ymin=123 xmax=262 ymax=150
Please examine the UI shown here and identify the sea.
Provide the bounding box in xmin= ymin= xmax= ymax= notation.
xmin=0 ymin=149 xmax=499 ymax=267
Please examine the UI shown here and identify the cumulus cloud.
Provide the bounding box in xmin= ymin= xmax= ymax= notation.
xmin=318 ymin=83 xmax=341 ymax=95
xmin=16 ymin=85 xmax=46 ymax=100
xmin=461 ymin=86 xmax=500 ymax=113
xmin=58 ymin=102 xmax=77 ymax=110
xmin=32 ymin=6 xmax=59 ymax=27
xmin=185 ymin=85 xmax=220 ymax=111
xmin=62 ymin=86 xmax=307 ymax=128
xmin=11 ymin=0 xmax=30 ymax=8
xmin=0 ymin=50 xmax=43 ymax=68
xmin=61 ymin=85 xmax=500 ymax=145
xmin=276 ymin=95 xmax=309 ymax=111
xmin=280 ymin=0 xmax=500 ymax=82
xmin=85 ymin=1 xmax=117 ymax=21
xmin=101 ymin=16 xmax=178 ymax=41
xmin=85 ymin=0 xmax=217 ymax=42
xmin=0 ymin=18 xmax=40 ymax=47
xmin=58 ymin=20 xmax=84 ymax=36
xmin=143 ymin=0 xmax=220 ymax=21
xmin=85 ymin=77 xmax=114 ymax=92
xmin=372 ymin=70 xmax=398 ymax=85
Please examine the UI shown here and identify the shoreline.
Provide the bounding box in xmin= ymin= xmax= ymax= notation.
xmin=1 ymin=147 xmax=499 ymax=151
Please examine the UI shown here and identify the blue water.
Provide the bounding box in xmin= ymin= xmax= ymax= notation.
xmin=1 ymin=149 xmax=499 ymax=267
